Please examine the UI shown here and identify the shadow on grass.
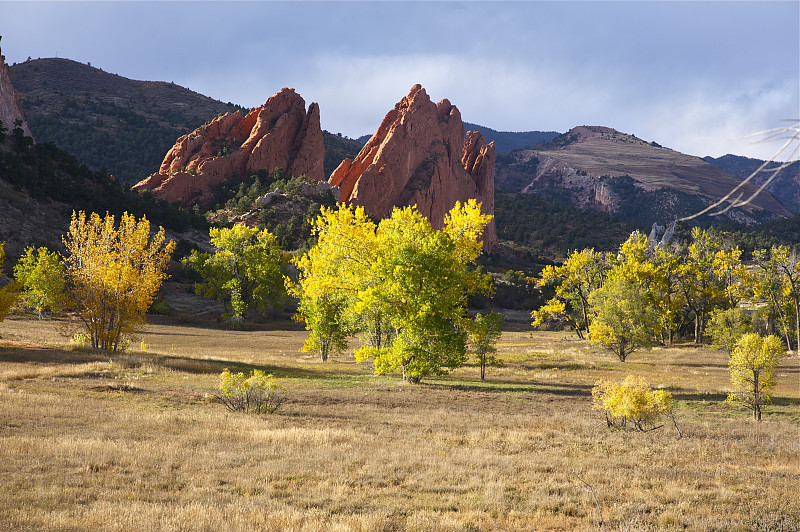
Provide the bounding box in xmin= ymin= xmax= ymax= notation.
xmin=0 ymin=344 xmax=110 ymax=365
xmin=770 ymin=396 xmax=800 ymax=407
xmin=424 ymin=379 xmax=594 ymax=398
xmin=672 ymin=391 xmax=729 ymax=402
xmin=663 ymin=362 xmax=730 ymax=369
xmin=145 ymin=315 xmax=305 ymax=333
xmin=521 ymin=362 xmax=597 ymax=371
xmin=0 ymin=341 xmax=366 ymax=386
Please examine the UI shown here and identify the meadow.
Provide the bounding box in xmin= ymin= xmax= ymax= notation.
xmin=0 ymin=316 xmax=798 ymax=531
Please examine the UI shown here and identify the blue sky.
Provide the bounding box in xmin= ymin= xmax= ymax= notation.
xmin=1 ymin=1 xmax=798 ymax=160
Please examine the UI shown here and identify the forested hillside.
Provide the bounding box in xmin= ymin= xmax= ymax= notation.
xmin=463 ymin=122 xmax=560 ymax=153
xmin=704 ymin=154 xmax=800 ymax=213
xmin=10 ymin=58 xmax=245 ymax=183
xmin=0 ymin=120 xmax=204 ymax=259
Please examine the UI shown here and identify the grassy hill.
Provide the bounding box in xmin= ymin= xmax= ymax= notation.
xmin=10 ymin=58 xmax=245 ymax=183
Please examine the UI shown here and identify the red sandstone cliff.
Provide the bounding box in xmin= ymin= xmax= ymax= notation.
xmin=133 ymin=88 xmax=324 ymax=205
xmin=329 ymin=84 xmax=497 ymax=252
xmin=0 ymin=40 xmax=32 ymax=139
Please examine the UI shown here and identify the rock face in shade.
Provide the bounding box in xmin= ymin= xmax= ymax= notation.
xmin=0 ymin=40 xmax=33 ymax=139
xmin=133 ymin=88 xmax=324 ymax=205
xmin=329 ymin=84 xmax=497 ymax=252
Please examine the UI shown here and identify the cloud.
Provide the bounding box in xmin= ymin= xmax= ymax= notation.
xmin=2 ymin=1 xmax=796 ymax=161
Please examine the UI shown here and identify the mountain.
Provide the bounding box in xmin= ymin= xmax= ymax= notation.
xmin=462 ymin=123 xmax=560 ymax=153
xmin=358 ymin=124 xmax=559 ymax=154
xmin=330 ymin=84 xmax=498 ymax=252
xmin=0 ymin=43 xmax=31 ymax=138
xmin=9 ymin=58 xmax=245 ymax=183
xmin=704 ymin=154 xmax=800 ymax=214
xmin=495 ymin=126 xmax=791 ymax=227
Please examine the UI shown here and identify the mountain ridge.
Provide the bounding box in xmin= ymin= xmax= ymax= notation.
xmin=495 ymin=125 xmax=791 ymax=226
xmin=10 ymin=57 xmax=245 ymax=182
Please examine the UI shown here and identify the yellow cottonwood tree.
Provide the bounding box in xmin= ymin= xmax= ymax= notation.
xmin=532 ymin=248 xmax=611 ymax=338
xmin=0 ymin=242 xmax=20 ymax=322
xmin=728 ymin=333 xmax=785 ymax=421
xmin=291 ymin=200 xmax=493 ymax=382
xmin=288 ymin=204 xmax=377 ymax=360
xmin=63 ymin=211 xmax=175 ymax=351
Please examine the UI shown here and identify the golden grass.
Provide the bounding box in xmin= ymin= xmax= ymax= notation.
xmin=1 ymin=317 xmax=798 ymax=531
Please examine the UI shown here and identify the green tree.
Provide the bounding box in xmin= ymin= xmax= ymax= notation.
xmin=708 ymin=307 xmax=752 ymax=354
xmin=13 ymin=247 xmax=66 ymax=319
xmin=651 ymin=245 xmax=684 ymax=345
xmin=588 ymin=277 xmax=660 ymax=361
xmin=355 ymin=202 xmax=493 ymax=382
xmin=728 ymin=333 xmax=785 ymax=421
xmin=677 ymin=228 xmax=727 ymax=344
xmin=753 ymin=247 xmax=795 ymax=350
xmin=753 ymin=246 xmax=800 ymax=355
xmin=466 ymin=311 xmax=505 ymax=380
xmin=294 ymin=293 xmax=350 ymax=362
xmin=62 ymin=211 xmax=175 ymax=351
xmin=183 ymin=225 xmax=287 ymax=326
xmin=292 ymin=200 xmax=493 ymax=382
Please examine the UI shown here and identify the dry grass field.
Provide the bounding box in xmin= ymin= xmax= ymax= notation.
xmin=1 ymin=316 xmax=798 ymax=531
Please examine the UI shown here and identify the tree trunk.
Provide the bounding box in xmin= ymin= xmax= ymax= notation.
xmin=753 ymin=370 xmax=761 ymax=421
xmin=794 ymin=297 xmax=800 ymax=356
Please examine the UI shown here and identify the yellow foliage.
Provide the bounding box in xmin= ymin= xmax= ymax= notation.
xmin=728 ymin=333 xmax=785 ymax=420
xmin=0 ymin=242 xmax=20 ymax=321
xmin=217 ymin=368 xmax=284 ymax=414
xmin=63 ymin=211 xmax=175 ymax=351
xmin=591 ymin=375 xmax=673 ymax=431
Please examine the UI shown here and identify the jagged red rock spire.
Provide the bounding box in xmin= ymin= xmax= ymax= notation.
xmin=133 ymin=88 xmax=324 ymax=206
xmin=329 ymin=84 xmax=497 ymax=252
xmin=0 ymin=37 xmax=33 ymax=139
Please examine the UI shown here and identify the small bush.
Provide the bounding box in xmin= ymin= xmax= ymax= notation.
xmin=70 ymin=332 xmax=91 ymax=349
xmin=217 ymin=368 xmax=285 ymax=414
xmin=592 ymin=375 xmax=673 ymax=432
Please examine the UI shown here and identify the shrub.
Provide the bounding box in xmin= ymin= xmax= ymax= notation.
xmin=70 ymin=332 xmax=91 ymax=349
xmin=217 ymin=368 xmax=285 ymax=414
xmin=592 ymin=375 xmax=674 ymax=432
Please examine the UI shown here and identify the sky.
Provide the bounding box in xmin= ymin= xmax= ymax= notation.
xmin=1 ymin=1 xmax=798 ymax=160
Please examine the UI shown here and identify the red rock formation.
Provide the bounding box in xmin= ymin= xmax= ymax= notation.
xmin=329 ymin=84 xmax=497 ymax=252
xmin=0 ymin=40 xmax=33 ymax=139
xmin=133 ymin=88 xmax=324 ymax=205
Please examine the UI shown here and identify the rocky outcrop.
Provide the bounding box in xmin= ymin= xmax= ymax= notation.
xmin=0 ymin=38 xmax=32 ymax=139
xmin=329 ymin=84 xmax=497 ymax=252
xmin=133 ymin=88 xmax=324 ymax=205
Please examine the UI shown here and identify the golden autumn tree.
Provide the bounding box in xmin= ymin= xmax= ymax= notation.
xmin=0 ymin=242 xmax=20 ymax=323
xmin=532 ymin=248 xmax=611 ymax=339
xmin=728 ymin=333 xmax=785 ymax=421
xmin=62 ymin=211 xmax=175 ymax=351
